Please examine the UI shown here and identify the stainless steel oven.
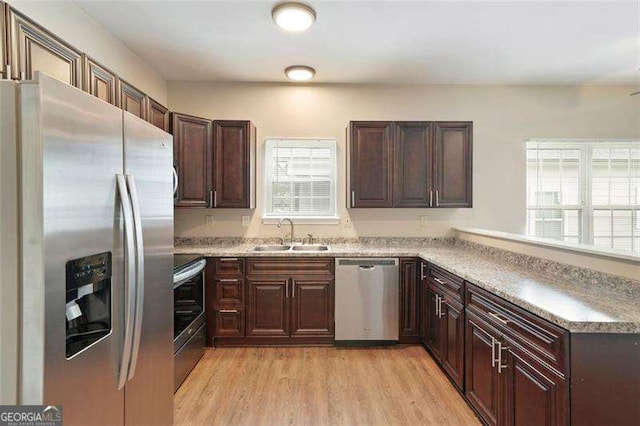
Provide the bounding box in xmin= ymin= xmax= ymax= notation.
xmin=173 ymin=256 xmax=206 ymax=391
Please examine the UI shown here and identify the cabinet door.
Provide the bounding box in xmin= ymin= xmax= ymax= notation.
xmin=426 ymin=286 xmax=444 ymax=362
xmin=433 ymin=122 xmax=473 ymax=207
xmin=503 ymin=345 xmax=568 ymax=426
xmin=349 ymin=122 xmax=393 ymax=207
xmin=148 ymin=98 xmax=169 ymax=132
xmin=82 ymin=55 xmax=117 ymax=106
xmin=8 ymin=9 xmax=82 ymax=86
xmin=400 ymin=258 xmax=420 ymax=338
xmin=246 ymin=277 xmax=290 ymax=337
xmin=290 ymin=276 xmax=334 ymax=337
xmin=171 ymin=112 xmax=213 ymax=208
xmin=213 ymin=120 xmax=255 ymax=208
xmin=394 ymin=122 xmax=433 ymax=207
xmin=466 ymin=311 xmax=501 ymax=426
xmin=118 ymin=79 xmax=147 ymax=120
xmin=442 ymin=297 xmax=465 ymax=390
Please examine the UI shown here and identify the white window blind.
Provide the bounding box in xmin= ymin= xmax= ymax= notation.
xmin=264 ymin=138 xmax=337 ymax=218
xmin=526 ymin=140 xmax=640 ymax=252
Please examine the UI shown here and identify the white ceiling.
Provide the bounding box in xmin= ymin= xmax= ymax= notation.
xmin=76 ymin=0 xmax=640 ymax=85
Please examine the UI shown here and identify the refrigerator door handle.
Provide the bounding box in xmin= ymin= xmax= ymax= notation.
xmin=116 ymin=174 xmax=136 ymax=390
xmin=126 ymin=174 xmax=145 ymax=381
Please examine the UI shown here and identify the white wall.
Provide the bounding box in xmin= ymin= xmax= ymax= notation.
xmin=6 ymin=1 xmax=168 ymax=104
xmin=169 ymin=82 xmax=640 ymax=239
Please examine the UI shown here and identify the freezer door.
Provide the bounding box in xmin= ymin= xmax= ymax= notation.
xmin=122 ymin=111 xmax=174 ymax=426
xmin=20 ymin=73 xmax=125 ymax=424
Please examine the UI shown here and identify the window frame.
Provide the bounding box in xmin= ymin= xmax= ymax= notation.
xmin=262 ymin=137 xmax=339 ymax=223
xmin=526 ymin=139 xmax=640 ymax=251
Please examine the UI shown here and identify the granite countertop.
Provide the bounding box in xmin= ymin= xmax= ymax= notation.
xmin=174 ymin=239 xmax=640 ymax=334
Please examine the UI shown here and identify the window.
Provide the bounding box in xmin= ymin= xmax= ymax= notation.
xmin=264 ymin=138 xmax=337 ymax=219
xmin=526 ymin=140 xmax=640 ymax=252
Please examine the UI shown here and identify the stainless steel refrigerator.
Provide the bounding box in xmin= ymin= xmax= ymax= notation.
xmin=0 ymin=72 xmax=174 ymax=425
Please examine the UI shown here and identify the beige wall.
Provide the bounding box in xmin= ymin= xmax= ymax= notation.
xmin=6 ymin=1 xmax=168 ymax=104
xmin=169 ymin=81 xmax=640 ymax=239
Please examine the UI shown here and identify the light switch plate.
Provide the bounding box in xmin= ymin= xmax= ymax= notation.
xmin=241 ymin=215 xmax=250 ymax=227
xmin=420 ymin=215 xmax=429 ymax=228
xmin=205 ymin=215 xmax=215 ymax=228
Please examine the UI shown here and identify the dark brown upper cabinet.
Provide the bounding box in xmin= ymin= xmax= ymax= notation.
xmin=82 ymin=55 xmax=117 ymax=106
xmin=212 ymin=120 xmax=256 ymax=208
xmin=118 ymin=78 xmax=147 ymax=120
xmin=348 ymin=120 xmax=472 ymax=208
xmin=147 ymin=98 xmax=170 ymax=132
xmin=433 ymin=122 xmax=473 ymax=207
xmin=8 ymin=9 xmax=82 ymax=87
xmin=394 ymin=122 xmax=433 ymax=207
xmin=171 ymin=112 xmax=213 ymax=208
xmin=349 ymin=121 xmax=394 ymax=208
xmin=1 ymin=3 xmax=8 ymax=79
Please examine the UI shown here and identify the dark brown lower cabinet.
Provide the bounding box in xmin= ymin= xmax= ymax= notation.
xmin=246 ymin=277 xmax=290 ymax=337
xmin=441 ymin=295 xmax=464 ymax=390
xmin=399 ymin=258 xmax=420 ymax=341
xmin=215 ymin=309 xmax=244 ymax=337
xmin=503 ymin=342 xmax=567 ymax=426
xmin=465 ymin=311 xmax=502 ymax=426
xmin=290 ymin=276 xmax=334 ymax=338
xmin=426 ymin=286 xmax=444 ymax=362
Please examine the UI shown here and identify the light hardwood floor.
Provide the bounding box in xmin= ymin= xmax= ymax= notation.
xmin=174 ymin=346 xmax=480 ymax=426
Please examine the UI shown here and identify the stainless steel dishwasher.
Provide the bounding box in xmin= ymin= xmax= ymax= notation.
xmin=334 ymin=258 xmax=399 ymax=344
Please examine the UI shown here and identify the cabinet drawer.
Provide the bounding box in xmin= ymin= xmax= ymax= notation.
xmin=247 ymin=258 xmax=334 ymax=276
xmin=428 ymin=264 xmax=464 ymax=301
xmin=213 ymin=258 xmax=245 ymax=276
xmin=214 ymin=308 xmax=245 ymax=337
xmin=466 ymin=283 xmax=568 ymax=375
xmin=214 ymin=278 xmax=244 ymax=306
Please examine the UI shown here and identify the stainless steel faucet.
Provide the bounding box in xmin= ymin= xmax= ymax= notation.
xmin=277 ymin=217 xmax=294 ymax=244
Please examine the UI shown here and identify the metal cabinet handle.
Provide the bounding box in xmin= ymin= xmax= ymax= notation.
xmin=438 ymin=296 xmax=445 ymax=319
xmin=351 ymin=190 xmax=355 ymax=208
xmin=209 ymin=190 xmax=214 ymax=208
xmin=491 ymin=337 xmax=497 ymax=368
xmin=433 ymin=277 xmax=445 ymax=286
xmin=214 ymin=190 xmax=217 ymax=207
xmin=435 ymin=190 xmax=439 ymax=207
xmin=219 ymin=278 xmax=239 ymax=282
xmin=489 ymin=312 xmax=510 ymax=325
xmin=496 ymin=340 xmax=509 ymax=373
xmin=435 ymin=294 xmax=441 ymax=317
xmin=219 ymin=258 xmax=238 ymax=261
xmin=429 ymin=190 xmax=433 ymax=207
xmin=420 ymin=263 xmax=427 ymax=280
xmin=219 ymin=309 xmax=238 ymax=314
xmin=291 ymin=278 xmax=296 ymax=298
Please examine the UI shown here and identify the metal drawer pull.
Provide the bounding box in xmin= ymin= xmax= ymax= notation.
xmin=219 ymin=278 xmax=239 ymax=282
xmin=496 ymin=340 xmax=509 ymax=373
xmin=491 ymin=337 xmax=496 ymax=368
xmin=433 ymin=277 xmax=445 ymax=286
xmin=220 ymin=258 xmax=239 ymax=261
xmin=488 ymin=312 xmax=510 ymax=325
xmin=219 ymin=309 xmax=238 ymax=313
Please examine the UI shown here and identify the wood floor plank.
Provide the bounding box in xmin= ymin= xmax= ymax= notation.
xmin=174 ymin=346 xmax=480 ymax=426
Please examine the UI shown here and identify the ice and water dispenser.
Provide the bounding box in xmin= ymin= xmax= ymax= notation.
xmin=65 ymin=252 xmax=112 ymax=358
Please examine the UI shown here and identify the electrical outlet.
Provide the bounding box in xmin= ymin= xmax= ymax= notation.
xmin=343 ymin=216 xmax=351 ymax=228
xmin=420 ymin=215 xmax=429 ymax=228
xmin=205 ymin=215 xmax=215 ymax=228
xmin=241 ymin=215 xmax=250 ymax=227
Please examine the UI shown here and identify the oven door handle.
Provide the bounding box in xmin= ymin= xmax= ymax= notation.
xmin=173 ymin=259 xmax=207 ymax=288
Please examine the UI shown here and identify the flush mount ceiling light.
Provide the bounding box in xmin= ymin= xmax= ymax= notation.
xmin=285 ymin=65 xmax=316 ymax=82
xmin=272 ymin=2 xmax=316 ymax=32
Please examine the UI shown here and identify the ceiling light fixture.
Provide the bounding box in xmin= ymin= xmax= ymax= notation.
xmin=272 ymin=2 xmax=316 ymax=32
xmin=285 ymin=65 xmax=316 ymax=81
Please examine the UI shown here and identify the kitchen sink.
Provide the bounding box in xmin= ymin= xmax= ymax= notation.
xmin=251 ymin=245 xmax=292 ymax=251
xmin=290 ymin=245 xmax=330 ymax=251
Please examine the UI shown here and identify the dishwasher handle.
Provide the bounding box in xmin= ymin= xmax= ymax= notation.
xmin=359 ymin=265 xmax=376 ymax=270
